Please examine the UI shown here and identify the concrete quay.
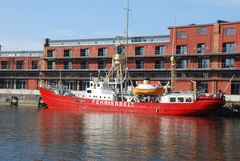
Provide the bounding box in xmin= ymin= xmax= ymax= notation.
xmin=0 ymin=89 xmax=40 ymax=107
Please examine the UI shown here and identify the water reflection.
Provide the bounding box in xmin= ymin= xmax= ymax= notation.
xmin=38 ymin=110 xmax=240 ymax=161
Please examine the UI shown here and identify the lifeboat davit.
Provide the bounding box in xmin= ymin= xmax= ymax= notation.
xmin=133 ymin=79 xmax=165 ymax=96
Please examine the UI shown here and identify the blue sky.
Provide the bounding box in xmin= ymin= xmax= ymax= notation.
xmin=0 ymin=0 xmax=239 ymax=51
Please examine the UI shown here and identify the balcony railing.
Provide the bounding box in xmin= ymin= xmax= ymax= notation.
xmin=222 ymin=64 xmax=234 ymax=68
xmin=42 ymin=50 xmax=240 ymax=60
xmin=0 ymin=51 xmax=43 ymax=57
xmin=46 ymin=35 xmax=170 ymax=47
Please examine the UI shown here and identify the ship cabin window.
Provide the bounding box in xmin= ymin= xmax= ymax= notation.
xmin=87 ymin=90 xmax=91 ymax=93
xmin=100 ymin=96 xmax=101 ymax=98
xmin=108 ymin=97 xmax=110 ymax=99
xmin=90 ymin=83 xmax=93 ymax=87
xmin=97 ymin=83 xmax=100 ymax=87
xmin=177 ymin=97 xmax=184 ymax=102
xmin=185 ymin=97 xmax=192 ymax=102
xmin=104 ymin=96 xmax=106 ymax=99
xmin=170 ymin=97 xmax=176 ymax=102
xmin=89 ymin=95 xmax=91 ymax=98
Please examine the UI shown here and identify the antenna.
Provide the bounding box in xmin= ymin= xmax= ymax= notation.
xmin=170 ymin=14 xmax=176 ymax=91
xmin=125 ymin=0 xmax=130 ymax=57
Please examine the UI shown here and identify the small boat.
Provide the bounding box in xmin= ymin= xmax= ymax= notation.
xmin=133 ymin=78 xmax=165 ymax=96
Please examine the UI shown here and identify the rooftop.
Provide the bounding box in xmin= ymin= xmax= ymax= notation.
xmin=168 ymin=20 xmax=240 ymax=29
xmin=0 ymin=51 xmax=43 ymax=57
xmin=45 ymin=35 xmax=170 ymax=47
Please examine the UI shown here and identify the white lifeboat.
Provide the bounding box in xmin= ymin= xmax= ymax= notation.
xmin=133 ymin=79 xmax=165 ymax=96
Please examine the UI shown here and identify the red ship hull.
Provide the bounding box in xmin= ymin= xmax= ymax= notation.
xmin=39 ymin=87 xmax=225 ymax=116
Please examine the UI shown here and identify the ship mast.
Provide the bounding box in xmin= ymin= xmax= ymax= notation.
xmin=104 ymin=0 xmax=131 ymax=101
xmin=170 ymin=15 xmax=176 ymax=91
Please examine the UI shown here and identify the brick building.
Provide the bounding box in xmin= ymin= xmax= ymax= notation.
xmin=1 ymin=21 xmax=240 ymax=94
xmin=0 ymin=51 xmax=42 ymax=90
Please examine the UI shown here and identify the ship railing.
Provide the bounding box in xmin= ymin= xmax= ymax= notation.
xmin=196 ymin=89 xmax=224 ymax=100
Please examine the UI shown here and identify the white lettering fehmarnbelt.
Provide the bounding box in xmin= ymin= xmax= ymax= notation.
xmin=92 ymin=100 xmax=134 ymax=107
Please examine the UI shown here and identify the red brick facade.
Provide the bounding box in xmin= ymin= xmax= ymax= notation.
xmin=0 ymin=21 xmax=240 ymax=94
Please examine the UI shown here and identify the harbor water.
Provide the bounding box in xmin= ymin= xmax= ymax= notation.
xmin=0 ymin=105 xmax=239 ymax=161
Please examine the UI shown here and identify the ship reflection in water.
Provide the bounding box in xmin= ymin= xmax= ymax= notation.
xmin=0 ymin=107 xmax=239 ymax=160
xmin=39 ymin=110 xmax=240 ymax=161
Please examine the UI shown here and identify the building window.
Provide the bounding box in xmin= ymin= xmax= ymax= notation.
xmin=170 ymin=97 xmax=176 ymax=102
xmin=63 ymin=61 xmax=72 ymax=69
xmin=132 ymin=36 xmax=146 ymax=42
xmin=1 ymin=61 xmax=10 ymax=69
xmin=47 ymin=61 xmax=55 ymax=69
xmin=135 ymin=46 xmax=144 ymax=55
xmin=16 ymin=80 xmax=26 ymax=89
xmin=176 ymin=45 xmax=187 ymax=54
xmin=98 ymin=48 xmax=107 ymax=56
xmin=117 ymin=45 xmax=124 ymax=54
xmin=81 ymin=61 xmax=89 ymax=69
xmin=231 ymin=82 xmax=240 ymax=94
xmin=176 ymin=31 xmax=187 ymax=39
xmin=222 ymin=58 xmax=234 ymax=68
xmin=98 ymin=60 xmax=106 ymax=69
xmin=197 ymin=43 xmax=205 ymax=53
xmin=63 ymin=81 xmax=75 ymax=90
xmin=196 ymin=27 xmax=208 ymax=35
xmin=155 ymin=46 xmax=165 ymax=55
xmin=64 ymin=49 xmax=71 ymax=57
xmin=224 ymin=28 xmax=236 ymax=36
xmin=49 ymin=80 xmax=58 ymax=87
xmin=78 ymin=80 xmax=88 ymax=90
xmin=80 ymin=48 xmax=89 ymax=56
xmin=31 ymin=61 xmax=38 ymax=69
xmin=177 ymin=59 xmax=187 ymax=68
xmin=0 ymin=80 xmax=11 ymax=89
xmin=136 ymin=60 xmax=144 ymax=69
xmin=16 ymin=61 xmax=24 ymax=69
xmin=198 ymin=58 xmax=210 ymax=68
xmin=197 ymin=81 xmax=208 ymax=93
xmin=47 ymin=50 xmax=55 ymax=57
xmin=203 ymin=73 xmax=209 ymax=78
xmin=222 ymin=42 xmax=235 ymax=53
xmin=155 ymin=60 xmax=165 ymax=69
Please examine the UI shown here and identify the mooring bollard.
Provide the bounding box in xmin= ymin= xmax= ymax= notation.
xmin=10 ymin=96 xmax=18 ymax=107
xmin=38 ymin=96 xmax=47 ymax=109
